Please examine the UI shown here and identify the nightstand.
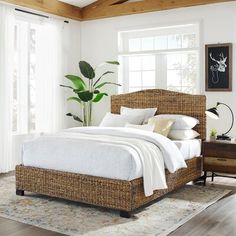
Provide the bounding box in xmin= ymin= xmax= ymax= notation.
xmin=203 ymin=141 xmax=236 ymax=185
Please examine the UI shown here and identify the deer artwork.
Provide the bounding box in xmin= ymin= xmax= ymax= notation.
xmin=209 ymin=52 xmax=228 ymax=84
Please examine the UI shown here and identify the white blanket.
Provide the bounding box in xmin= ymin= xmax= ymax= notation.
xmin=22 ymin=127 xmax=186 ymax=197
xmin=66 ymin=127 xmax=187 ymax=173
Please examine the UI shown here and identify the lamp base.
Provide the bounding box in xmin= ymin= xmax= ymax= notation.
xmin=216 ymin=134 xmax=231 ymax=141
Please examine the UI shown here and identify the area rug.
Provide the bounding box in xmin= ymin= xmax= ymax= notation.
xmin=0 ymin=177 xmax=231 ymax=236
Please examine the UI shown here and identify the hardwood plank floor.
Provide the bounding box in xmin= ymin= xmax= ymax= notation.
xmin=170 ymin=176 xmax=236 ymax=236
xmin=0 ymin=173 xmax=235 ymax=236
xmin=0 ymin=217 xmax=66 ymax=236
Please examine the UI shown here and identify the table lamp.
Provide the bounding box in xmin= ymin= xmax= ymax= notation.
xmin=205 ymin=102 xmax=234 ymax=141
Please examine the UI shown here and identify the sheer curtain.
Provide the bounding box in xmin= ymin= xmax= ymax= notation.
xmin=0 ymin=4 xmax=15 ymax=172
xmin=12 ymin=17 xmax=69 ymax=168
xmin=0 ymin=7 xmax=70 ymax=172
xmin=35 ymin=19 xmax=67 ymax=133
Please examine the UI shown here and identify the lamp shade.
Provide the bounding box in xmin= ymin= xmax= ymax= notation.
xmin=205 ymin=107 xmax=219 ymax=120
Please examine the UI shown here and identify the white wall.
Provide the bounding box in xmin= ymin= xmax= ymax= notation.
xmin=79 ymin=2 xmax=236 ymax=138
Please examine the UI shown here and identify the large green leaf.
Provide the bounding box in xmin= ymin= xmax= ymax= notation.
xmin=93 ymin=93 xmax=108 ymax=103
xmin=65 ymin=75 xmax=86 ymax=91
xmin=78 ymin=90 xmax=94 ymax=102
xmin=106 ymin=61 xmax=120 ymax=65
xmin=94 ymin=90 xmax=100 ymax=94
xmin=95 ymin=82 xmax=121 ymax=89
xmin=60 ymin=84 xmax=74 ymax=90
xmin=66 ymin=113 xmax=83 ymax=123
xmin=79 ymin=61 xmax=95 ymax=80
xmin=93 ymin=71 xmax=114 ymax=87
xmin=67 ymin=97 xmax=82 ymax=103
xmin=73 ymin=89 xmax=82 ymax=94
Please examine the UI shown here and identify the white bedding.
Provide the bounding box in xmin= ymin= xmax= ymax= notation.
xmin=22 ymin=127 xmax=187 ymax=197
xmin=173 ymin=139 xmax=201 ymax=160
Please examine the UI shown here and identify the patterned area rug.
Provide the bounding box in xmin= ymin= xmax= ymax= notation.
xmin=0 ymin=177 xmax=231 ymax=236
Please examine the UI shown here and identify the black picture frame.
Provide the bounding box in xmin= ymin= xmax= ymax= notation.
xmin=205 ymin=43 xmax=232 ymax=91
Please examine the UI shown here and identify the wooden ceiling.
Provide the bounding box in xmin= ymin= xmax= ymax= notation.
xmin=0 ymin=0 xmax=235 ymax=21
xmin=82 ymin=0 xmax=235 ymax=20
xmin=0 ymin=0 xmax=82 ymax=20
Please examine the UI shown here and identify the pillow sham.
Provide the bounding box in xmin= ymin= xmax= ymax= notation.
xmin=125 ymin=123 xmax=155 ymax=132
xmin=168 ymin=129 xmax=200 ymax=140
xmin=120 ymin=106 xmax=157 ymax=124
xmin=99 ymin=112 xmax=144 ymax=127
xmin=152 ymin=114 xmax=199 ymax=130
xmin=148 ymin=118 xmax=175 ymax=137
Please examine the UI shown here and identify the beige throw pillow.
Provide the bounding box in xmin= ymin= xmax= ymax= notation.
xmin=148 ymin=118 xmax=175 ymax=137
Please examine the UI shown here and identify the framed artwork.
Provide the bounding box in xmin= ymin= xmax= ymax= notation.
xmin=205 ymin=43 xmax=232 ymax=91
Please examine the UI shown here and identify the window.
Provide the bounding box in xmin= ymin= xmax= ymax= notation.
xmin=127 ymin=55 xmax=156 ymax=92
xmin=13 ymin=17 xmax=41 ymax=134
xmin=118 ymin=24 xmax=200 ymax=94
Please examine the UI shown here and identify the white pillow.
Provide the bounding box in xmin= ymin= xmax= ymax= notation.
xmin=153 ymin=114 xmax=199 ymax=130
xmin=125 ymin=123 xmax=155 ymax=132
xmin=100 ymin=113 xmax=144 ymax=127
xmin=168 ymin=129 xmax=200 ymax=140
xmin=120 ymin=106 xmax=157 ymax=124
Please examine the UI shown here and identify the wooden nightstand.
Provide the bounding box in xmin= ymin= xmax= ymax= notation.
xmin=203 ymin=141 xmax=236 ymax=184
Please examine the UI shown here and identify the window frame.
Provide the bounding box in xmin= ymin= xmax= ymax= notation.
xmin=118 ymin=23 xmax=201 ymax=94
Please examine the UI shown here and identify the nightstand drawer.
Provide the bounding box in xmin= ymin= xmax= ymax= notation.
xmin=204 ymin=157 xmax=236 ymax=173
xmin=203 ymin=142 xmax=236 ymax=159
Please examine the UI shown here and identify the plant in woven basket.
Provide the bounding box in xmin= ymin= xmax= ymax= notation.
xmin=60 ymin=60 xmax=120 ymax=126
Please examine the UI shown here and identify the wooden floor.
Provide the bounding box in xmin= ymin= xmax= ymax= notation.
xmin=170 ymin=176 xmax=236 ymax=236
xmin=0 ymin=173 xmax=235 ymax=236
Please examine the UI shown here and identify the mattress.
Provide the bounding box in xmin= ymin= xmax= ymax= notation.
xmin=22 ymin=128 xmax=200 ymax=182
xmin=173 ymin=139 xmax=201 ymax=161
xmin=22 ymin=134 xmax=144 ymax=181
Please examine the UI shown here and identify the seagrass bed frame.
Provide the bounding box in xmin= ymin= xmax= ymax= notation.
xmin=16 ymin=89 xmax=206 ymax=218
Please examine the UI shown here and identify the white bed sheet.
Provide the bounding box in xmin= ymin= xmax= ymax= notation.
xmin=22 ymin=128 xmax=186 ymax=185
xmin=173 ymin=139 xmax=201 ymax=160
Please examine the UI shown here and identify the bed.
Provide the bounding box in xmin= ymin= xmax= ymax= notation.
xmin=15 ymin=89 xmax=206 ymax=218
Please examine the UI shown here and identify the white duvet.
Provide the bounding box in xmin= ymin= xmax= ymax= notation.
xmin=22 ymin=127 xmax=187 ymax=197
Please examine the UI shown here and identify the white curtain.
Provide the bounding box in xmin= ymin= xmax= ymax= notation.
xmin=12 ymin=17 xmax=70 ymax=168
xmin=35 ymin=19 xmax=68 ymax=133
xmin=0 ymin=7 xmax=69 ymax=171
xmin=0 ymin=5 xmax=15 ymax=172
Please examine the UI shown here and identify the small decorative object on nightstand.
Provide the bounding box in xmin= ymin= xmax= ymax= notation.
xmin=209 ymin=128 xmax=217 ymax=142
xmin=203 ymin=141 xmax=236 ymax=185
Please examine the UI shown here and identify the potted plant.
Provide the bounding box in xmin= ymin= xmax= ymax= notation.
xmin=60 ymin=60 xmax=120 ymax=126
xmin=210 ymin=128 xmax=217 ymax=141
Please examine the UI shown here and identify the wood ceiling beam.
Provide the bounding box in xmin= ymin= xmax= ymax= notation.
xmin=110 ymin=1 xmax=129 ymax=6
xmin=82 ymin=0 xmax=235 ymax=21
xmin=83 ymin=0 xmax=128 ymax=9
xmin=0 ymin=0 xmax=82 ymax=21
xmin=103 ymin=0 xmax=129 ymax=6
xmin=0 ymin=0 xmax=235 ymax=22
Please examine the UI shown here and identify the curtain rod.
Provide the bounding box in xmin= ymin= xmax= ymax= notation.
xmin=15 ymin=8 xmax=69 ymax=24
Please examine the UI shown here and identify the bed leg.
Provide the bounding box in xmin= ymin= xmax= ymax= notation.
xmin=120 ymin=210 xmax=132 ymax=218
xmin=16 ymin=189 xmax=24 ymax=196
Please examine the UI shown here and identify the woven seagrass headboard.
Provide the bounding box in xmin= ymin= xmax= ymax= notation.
xmin=111 ymin=89 xmax=206 ymax=140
